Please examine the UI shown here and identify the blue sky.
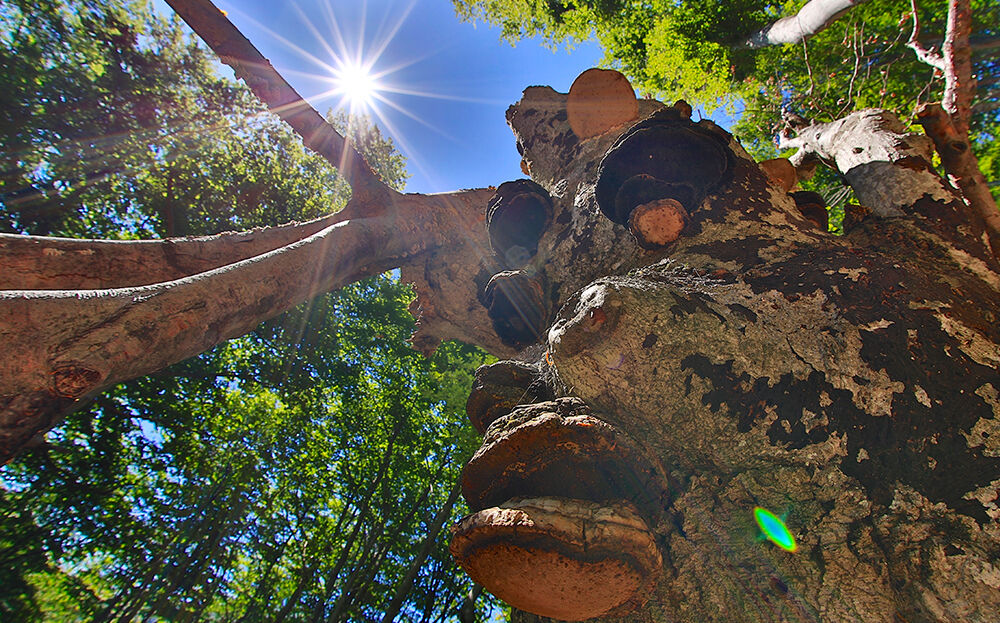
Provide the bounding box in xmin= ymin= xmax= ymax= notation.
xmin=166 ymin=0 xmax=606 ymax=194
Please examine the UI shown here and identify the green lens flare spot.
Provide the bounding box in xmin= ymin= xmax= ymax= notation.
xmin=754 ymin=506 xmax=797 ymax=552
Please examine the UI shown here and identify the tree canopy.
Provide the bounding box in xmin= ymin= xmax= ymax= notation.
xmin=454 ymin=0 xmax=1000 ymax=211
xmin=0 ymin=1 xmax=490 ymax=620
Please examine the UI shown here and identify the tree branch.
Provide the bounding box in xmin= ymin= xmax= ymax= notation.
xmin=163 ymin=0 xmax=391 ymax=205
xmin=917 ymin=103 xmax=1000 ymax=253
xmin=940 ymin=0 xmax=974 ymax=136
xmin=0 ymin=188 xmax=497 ymax=462
xmin=970 ymin=34 xmax=1000 ymax=52
xmin=906 ymin=0 xmax=946 ymax=71
xmin=0 ymin=215 xmax=345 ymax=290
xmin=744 ymin=0 xmax=871 ymax=48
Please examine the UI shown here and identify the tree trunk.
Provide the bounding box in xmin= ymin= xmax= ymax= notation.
xmin=452 ymin=80 xmax=1000 ymax=623
xmin=380 ymin=481 xmax=462 ymax=623
xmin=3 ymin=4 xmax=999 ymax=620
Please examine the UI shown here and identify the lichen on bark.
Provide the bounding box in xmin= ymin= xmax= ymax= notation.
xmin=461 ymin=70 xmax=1000 ymax=622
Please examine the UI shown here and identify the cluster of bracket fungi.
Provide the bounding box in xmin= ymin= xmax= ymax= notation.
xmin=449 ymin=69 xmax=756 ymax=622
xmin=449 ymin=68 xmax=844 ymax=620
xmin=451 ymin=362 xmax=670 ymax=621
xmin=480 ymin=179 xmax=553 ymax=349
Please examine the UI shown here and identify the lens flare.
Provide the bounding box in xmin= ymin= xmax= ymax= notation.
xmin=334 ymin=60 xmax=379 ymax=109
xmin=753 ymin=506 xmax=797 ymax=552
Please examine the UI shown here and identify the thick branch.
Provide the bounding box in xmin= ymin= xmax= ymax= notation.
xmin=0 ymin=214 xmax=344 ymax=290
xmin=164 ymin=0 xmax=390 ymax=204
xmin=918 ymin=103 xmax=1000 ymax=254
xmin=0 ymin=188 xmax=496 ymax=462
xmin=907 ymin=0 xmax=975 ymax=135
xmin=744 ymin=0 xmax=870 ymax=48
xmin=778 ymin=108 xmax=999 ymax=263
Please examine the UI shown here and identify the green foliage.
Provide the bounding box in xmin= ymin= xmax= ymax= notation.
xmin=455 ymin=0 xmax=1000 ymax=230
xmin=1 ymin=1 xmax=490 ymax=620
xmin=0 ymin=0 xmax=348 ymax=237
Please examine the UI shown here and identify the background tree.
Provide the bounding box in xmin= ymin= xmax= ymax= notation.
xmin=0 ymin=1 xmax=491 ymax=620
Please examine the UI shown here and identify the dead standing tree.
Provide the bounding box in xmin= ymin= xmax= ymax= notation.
xmin=3 ymin=1 xmax=1000 ymax=622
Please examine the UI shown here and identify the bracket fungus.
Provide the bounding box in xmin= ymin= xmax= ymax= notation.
xmin=462 ymin=398 xmax=669 ymax=517
xmin=452 ymin=398 xmax=667 ymax=621
xmin=790 ymin=190 xmax=829 ymax=231
xmin=465 ymin=360 xmax=554 ymax=434
xmin=486 ymin=179 xmax=553 ymax=269
xmin=627 ymin=197 xmax=689 ymax=249
xmin=758 ymin=157 xmax=799 ymax=192
xmin=566 ymin=68 xmax=640 ymax=140
xmin=450 ymin=497 xmax=661 ymax=622
xmin=482 ymin=270 xmax=548 ymax=349
xmin=595 ymin=108 xmax=734 ymax=247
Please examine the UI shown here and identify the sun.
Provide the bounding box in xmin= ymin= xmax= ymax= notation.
xmin=334 ymin=60 xmax=380 ymax=110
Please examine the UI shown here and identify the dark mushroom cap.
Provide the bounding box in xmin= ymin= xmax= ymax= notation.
xmin=595 ymin=109 xmax=734 ymax=226
xmin=790 ymin=190 xmax=829 ymax=231
xmin=450 ymin=496 xmax=662 ymax=621
xmin=486 ymin=179 xmax=553 ymax=268
xmin=482 ymin=270 xmax=548 ymax=349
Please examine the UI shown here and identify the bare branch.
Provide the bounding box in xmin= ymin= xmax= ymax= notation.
xmin=745 ymin=0 xmax=871 ymax=48
xmin=164 ymin=0 xmax=391 ymax=204
xmin=971 ymin=34 xmax=1000 ymax=52
xmin=906 ymin=0 xmax=946 ymax=71
xmin=0 ymin=215 xmax=344 ymax=290
xmin=972 ymin=92 xmax=1000 ymax=113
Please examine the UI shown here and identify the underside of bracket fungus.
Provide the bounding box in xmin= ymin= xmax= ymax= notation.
xmin=486 ymin=179 xmax=553 ymax=269
xmin=595 ymin=107 xmax=734 ymax=247
xmin=482 ymin=270 xmax=549 ymax=349
xmin=450 ymin=497 xmax=661 ymax=622
xmin=451 ymin=399 xmax=666 ymax=621
xmin=790 ymin=190 xmax=829 ymax=230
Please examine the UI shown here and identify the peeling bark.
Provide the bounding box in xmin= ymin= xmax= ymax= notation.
xmin=744 ymin=0 xmax=870 ymax=48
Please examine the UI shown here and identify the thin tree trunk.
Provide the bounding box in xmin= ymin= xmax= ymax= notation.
xmin=299 ymin=421 xmax=404 ymax=622
xmin=380 ymin=481 xmax=462 ymax=623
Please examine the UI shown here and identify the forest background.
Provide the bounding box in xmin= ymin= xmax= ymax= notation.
xmin=1 ymin=0 xmax=997 ymax=621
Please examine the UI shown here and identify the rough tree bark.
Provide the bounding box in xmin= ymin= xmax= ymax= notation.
xmin=449 ymin=76 xmax=1000 ymax=622
xmin=2 ymin=2 xmax=1000 ymax=622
